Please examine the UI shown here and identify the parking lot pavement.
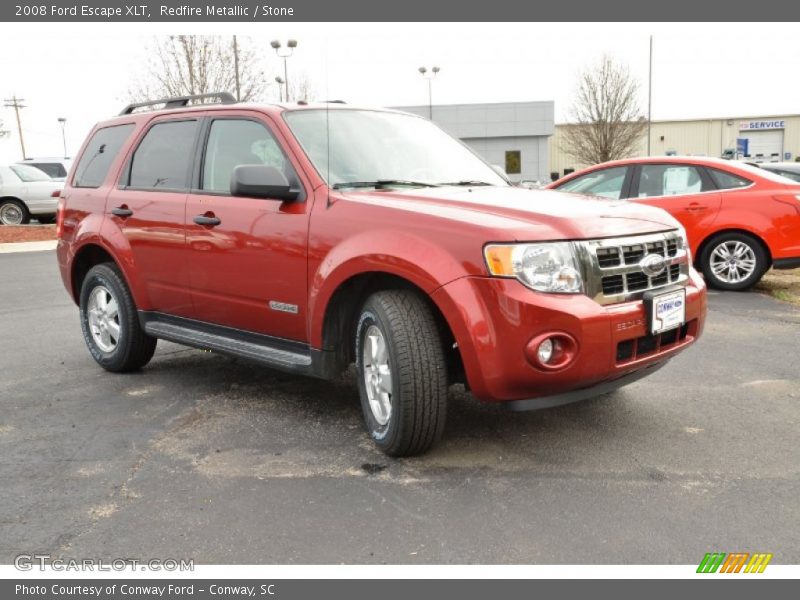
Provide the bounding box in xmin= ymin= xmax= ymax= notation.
xmin=1 ymin=250 xmax=798 ymax=565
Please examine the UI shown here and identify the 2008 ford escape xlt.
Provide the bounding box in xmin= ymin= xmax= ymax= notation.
xmin=56 ymin=93 xmax=707 ymax=456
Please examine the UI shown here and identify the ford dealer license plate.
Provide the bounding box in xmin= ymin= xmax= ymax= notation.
xmin=650 ymin=289 xmax=686 ymax=334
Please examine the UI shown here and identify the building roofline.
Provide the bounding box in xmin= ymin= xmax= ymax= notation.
xmin=555 ymin=113 xmax=800 ymax=126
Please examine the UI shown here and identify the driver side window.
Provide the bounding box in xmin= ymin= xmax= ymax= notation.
xmin=202 ymin=119 xmax=297 ymax=194
xmin=558 ymin=167 xmax=628 ymax=199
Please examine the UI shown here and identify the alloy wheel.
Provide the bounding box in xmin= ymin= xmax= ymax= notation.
xmin=86 ymin=285 xmax=121 ymax=353
xmin=709 ymin=240 xmax=757 ymax=284
xmin=362 ymin=325 xmax=393 ymax=426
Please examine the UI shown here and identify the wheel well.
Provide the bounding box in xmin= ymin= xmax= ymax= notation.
xmin=694 ymin=229 xmax=772 ymax=269
xmin=0 ymin=196 xmax=25 ymax=205
xmin=321 ymin=272 xmax=463 ymax=382
xmin=70 ymin=244 xmax=116 ymax=303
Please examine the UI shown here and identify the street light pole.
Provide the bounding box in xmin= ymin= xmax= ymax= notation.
xmin=418 ymin=66 xmax=440 ymax=120
xmin=271 ymin=39 xmax=298 ymax=102
xmin=647 ymin=35 xmax=653 ymax=157
xmin=57 ymin=117 xmax=67 ymax=158
xmin=232 ymin=35 xmax=241 ymax=101
xmin=275 ymin=77 xmax=285 ymax=102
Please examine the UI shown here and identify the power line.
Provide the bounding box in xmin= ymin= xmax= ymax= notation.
xmin=3 ymin=95 xmax=27 ymax=159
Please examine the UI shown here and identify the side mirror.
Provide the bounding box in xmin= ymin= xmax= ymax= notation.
xmin=231 ymin=165 xmax=299 ymax=201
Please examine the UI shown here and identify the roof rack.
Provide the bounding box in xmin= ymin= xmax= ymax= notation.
xmin=119 ymin=92 xmax=236 ymax=115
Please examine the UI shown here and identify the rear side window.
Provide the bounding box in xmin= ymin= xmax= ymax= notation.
xmin=73 ymin=124 xmax=135 ymax=188
xmin=29 ymin=163 xmax=66 ymax=178
xmin=128 ymin=120 xmax=199 ymax=190
xmin=708 ymin=168 xmax=752 ymax=190
xmin=637 ymin=164 xmax=709 ymax=197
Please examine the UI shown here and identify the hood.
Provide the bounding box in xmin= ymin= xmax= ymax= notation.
xmin=340 ymin=185 xmax=680 ymax=241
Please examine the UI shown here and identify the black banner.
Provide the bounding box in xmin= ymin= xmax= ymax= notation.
xmin=2 ymin=579 xmax=797 ymax=600
xmin=3 ymin=0 xmax=800 ymax=22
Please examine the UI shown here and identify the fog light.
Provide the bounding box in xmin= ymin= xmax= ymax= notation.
xmin=538 ymin=338 xmax=554 ymax=364
xmin=525 ymin=331 xmax=579 ymax=371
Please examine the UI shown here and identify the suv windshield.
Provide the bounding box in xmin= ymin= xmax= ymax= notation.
xmin=10 ymin=164 xmax=52 ymax=182
xmin=284 ymin=109 xmax=508 ymax=189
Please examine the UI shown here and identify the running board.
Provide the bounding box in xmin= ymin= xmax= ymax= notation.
xmin=139 ymin=312 xmax=335 ymax=378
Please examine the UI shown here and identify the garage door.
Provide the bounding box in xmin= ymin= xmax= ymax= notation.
xmin=744 ymin=130 xmax=784 ymax=162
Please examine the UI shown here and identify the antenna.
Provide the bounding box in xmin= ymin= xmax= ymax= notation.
xmin=325 ymin=39 xmax=332 ymax=209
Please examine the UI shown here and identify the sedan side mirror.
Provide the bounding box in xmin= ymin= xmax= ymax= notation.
xmin=231 ymin=165 xmax=299 ymax=201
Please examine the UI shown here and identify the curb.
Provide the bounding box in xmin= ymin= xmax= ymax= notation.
xmin=0 ymin=240 xmax=58 ymax=254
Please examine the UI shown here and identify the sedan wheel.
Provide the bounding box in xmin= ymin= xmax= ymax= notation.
xmin=709 ymin=241 xmax=757 ymax=284
xmin=0 ymin=200 xmax=29 ymax=225
xmin=700 ymin=233 xmax=768 ymax=291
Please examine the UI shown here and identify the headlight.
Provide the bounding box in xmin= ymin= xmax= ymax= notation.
xmin=675 ymin=226 xmax=691 ymax=262
xmin=484 ymin=242 xmax=583 ymax=293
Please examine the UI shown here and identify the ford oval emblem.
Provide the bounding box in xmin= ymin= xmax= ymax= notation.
xmin=640 ymin=254 xmax=667 ymax=278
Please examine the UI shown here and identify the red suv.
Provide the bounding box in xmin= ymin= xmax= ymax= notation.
xmin=57 ymin=94 xmax=707 ymax=456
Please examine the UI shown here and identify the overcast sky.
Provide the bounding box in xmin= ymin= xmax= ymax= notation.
xmin=1 ymin=22 xmax=798 ymax=163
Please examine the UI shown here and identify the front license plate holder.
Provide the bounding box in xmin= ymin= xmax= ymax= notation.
xmin=644 ymin=288 xmax=686 ymax=335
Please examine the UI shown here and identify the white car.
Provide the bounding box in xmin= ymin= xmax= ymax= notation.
xmin=0 ymin=164 xmax=62 ymax=225
xmin=17 ymin=157 xmax=73 ymax=181
xmin=758 ymin=162 xmax=800 ymax=183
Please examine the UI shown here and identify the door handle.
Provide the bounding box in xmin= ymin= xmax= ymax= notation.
xmin=685 ymin=203 xmax=708 ymax=212
xmin=193 ymin=214 xmax=221 ymax=227
xmin=111 ymin=206 xmax=133 ymax=218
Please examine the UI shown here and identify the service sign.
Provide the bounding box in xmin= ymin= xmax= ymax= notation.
xmin=739 ymin=120 xmax=785 ymax=131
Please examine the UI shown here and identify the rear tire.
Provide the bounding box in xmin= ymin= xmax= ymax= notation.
xmin=79 ymin=263 xmax=157 ymax=372
xmin=0 ymin=199 xmax=30 ymax=225
xmin=355 ymin=289 xmax=448 ymax=457
xmin=700 ymin=232 xmax=768 ymax=291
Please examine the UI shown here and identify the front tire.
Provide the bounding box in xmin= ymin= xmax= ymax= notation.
xmin=355 ymin=290 xmax=448 ymax=457
xmin=0 ymin=199 xmax=30 ymax=225
xmin=79 ymin=263 xmax=157 ymax=372
xmin=700 ymin=232 xmax=768 ymax=291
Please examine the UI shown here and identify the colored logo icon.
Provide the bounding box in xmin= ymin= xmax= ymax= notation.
xmin=697 ymin=552 xmax=772 ymax=573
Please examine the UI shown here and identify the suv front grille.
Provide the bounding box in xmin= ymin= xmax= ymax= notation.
xmin=577 ymin=231 xmax=690 ymax=306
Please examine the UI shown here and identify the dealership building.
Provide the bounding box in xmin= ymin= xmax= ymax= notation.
xmin=549 ymin=114 xmax=800 ymax=178
xmin=395 ymin=101 xmax=555 ymax=183
xmin=392 ymin=102 xmax=800 ymax=183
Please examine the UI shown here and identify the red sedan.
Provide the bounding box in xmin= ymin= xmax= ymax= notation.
xmin=548 ymin=157 xmax=800 ymax=290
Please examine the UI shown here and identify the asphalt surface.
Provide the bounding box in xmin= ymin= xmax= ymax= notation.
xmin=1 ymin=250 xmax=798 ymax=565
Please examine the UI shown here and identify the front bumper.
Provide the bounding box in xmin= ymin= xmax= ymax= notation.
xmin=431 ymin=268 xmax=707 ymax=403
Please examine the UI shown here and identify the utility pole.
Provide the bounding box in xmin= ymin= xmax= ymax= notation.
xmin=4 ymin=95 xmax=27 ymax=159
xmin=232 ymin=35 xmax=241 ymax=101
xmin=647 ymin=35 xmax=653 ymax=157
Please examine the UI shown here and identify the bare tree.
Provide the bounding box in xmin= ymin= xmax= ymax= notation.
xmin=130 ymin=35 xmax=267 ymax=103
xmin=0 ymin=119 xmax=8 ymax=138
xmin=289 ymin=73 xmax=315 ymax=103
xmin=561 ymin=56 xmax=647 ymax=165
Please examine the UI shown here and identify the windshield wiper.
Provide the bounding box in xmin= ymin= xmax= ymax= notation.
xmin=436 ymin=180 xmax=495 ymax=187
xmin=332 ymin=179 xmax=440 ymax=190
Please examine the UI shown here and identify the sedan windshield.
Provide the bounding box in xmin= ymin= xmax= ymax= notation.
xmin=10 ymin=164 xmax=51 ymax=182
xmin=284 ymin=109 xmax=508 ymax=189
